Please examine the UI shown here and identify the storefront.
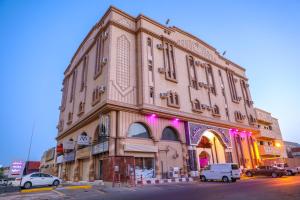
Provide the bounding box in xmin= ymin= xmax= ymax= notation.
xmin=64 ymin=151 xmax=75 ymax=181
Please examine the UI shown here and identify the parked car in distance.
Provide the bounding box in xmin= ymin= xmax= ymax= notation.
xmin=245 ymin=166 xmax=285 ymax=178
xmin=20 ymin=172 xmax=61 ymax=189
xmin=200 ymin=163 xmax=241 ymax=183
xmin=272 ymin=163 xmax=297 ymax=176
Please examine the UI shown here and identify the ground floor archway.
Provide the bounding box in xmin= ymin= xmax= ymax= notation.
xmin=196 ymin=130 xmax=227 ymax=170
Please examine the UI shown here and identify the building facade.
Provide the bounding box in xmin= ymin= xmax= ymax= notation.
xmin=254 ymin=108 xmax=287 ymax=165
xmin=55 ymin=6 xmax=260 ymax=182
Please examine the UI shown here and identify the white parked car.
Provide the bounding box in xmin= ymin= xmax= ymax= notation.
xmin=20 ymin=172 xmax=61 ymax=189
xmin=200 ymin=163 xmax=241 ymax=182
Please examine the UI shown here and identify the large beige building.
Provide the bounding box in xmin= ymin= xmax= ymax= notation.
xmin=55 ymin=6 xmax=261 ymax=182
xmin=254 ymin=108 xmax=287 ymax=165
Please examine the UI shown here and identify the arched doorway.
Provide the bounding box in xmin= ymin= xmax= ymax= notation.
xmin=199 ymin=151 xmax=210 ymax=168
xmin=196 ymin=130 xmax=227 ymax=170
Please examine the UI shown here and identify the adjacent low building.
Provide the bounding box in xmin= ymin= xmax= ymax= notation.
xmin=254 ymin=108 xmax=287 ymax=165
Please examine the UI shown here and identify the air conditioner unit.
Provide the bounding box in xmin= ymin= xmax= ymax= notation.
xmin=101 ymin=58 xmax=108 ymax=66
xmin=198 ymin=82 xmax=204 ymax=87
xmin=102 ymin=31 xmax=109 ymax=40
xmin=221 ymin=84 xmax=224 ymax=89
xmin=157 ymin=44 xmax=164 ymax=50
xmin=160 ymin=92 xmax=168 ymax=99
xmin=237 ymin=97 xmax=242 ymax=101
xmin=201 ymin=104 xmax=206 ymax=110
xmin=98 ymin=86 xmax=106 ymax=93
xmin=158 ymin=67 xmax=166 ymax=74
xmin=195 ymin=60 xmax=201 ymax=66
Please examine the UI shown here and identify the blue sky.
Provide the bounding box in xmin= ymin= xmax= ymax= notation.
xmin=0 ymin=0 xmax=299 ymax=166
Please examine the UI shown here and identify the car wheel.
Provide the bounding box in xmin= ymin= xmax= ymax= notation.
xmin=246 ymin=172 xmax=252 ymax=177
xmin=271 ymin=172 xmax=278 ymax=178
xmin=287 ymin=171 xmax=292 ymax=176
xmin=200 ymin=176 xmax=207 ymax=182
xmin=222 ymin=176 xmax=229 ymax=183
xmin=53 ymin=180 xmax=60 ymax=187
xmin=23 ymin=182 xmax=32 ymax=189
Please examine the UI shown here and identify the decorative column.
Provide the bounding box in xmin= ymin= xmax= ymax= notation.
xmin=187 ymin=146 xmax=198 ymax=177
xmin=181 ymin=143 xmax=188 ymax=177
xmin=154 ymin=140 xmax=161 ymax=178
xmin=74 ymin=160 xmax=80 ymax=182
xmin=62 ymin=163 xmax=67 ymax=181
xmin=88 ymin=153 xmax=95 ymax=182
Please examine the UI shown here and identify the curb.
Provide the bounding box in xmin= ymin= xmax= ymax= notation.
xmin=21 ymin=187 xmax=54 ymax=193
xmin=136 ymin=177 xmax=194 ymax=185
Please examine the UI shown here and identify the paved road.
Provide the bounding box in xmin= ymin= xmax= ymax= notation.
xmin=1 ymin=175 xmax=300 ymax=200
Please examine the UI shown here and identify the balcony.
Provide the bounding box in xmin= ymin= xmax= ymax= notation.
xmin=258 ymin=146 xmax=281 ymax=157
xmin=255 ymin=128 xmax=279 ymax=140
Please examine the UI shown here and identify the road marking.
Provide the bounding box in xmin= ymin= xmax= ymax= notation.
xmin=63 ymin=185 xmax=92 ymax=190
xmin=21 ymin=187 xmax=54 ymax=193
xmin=52 ymin=189 xmax=66 ymax=196
xmin=94 ymin=189 xmax=107 ymax=194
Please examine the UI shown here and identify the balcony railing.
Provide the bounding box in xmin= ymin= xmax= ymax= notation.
xmin=258 ymin=145 xmax=281 ymax=156
xmin=256 ymin=128 xmax=280 ymax=140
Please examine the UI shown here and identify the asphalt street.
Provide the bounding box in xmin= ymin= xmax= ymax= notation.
xmin=1 ymin=175 xmax=300 ymax=200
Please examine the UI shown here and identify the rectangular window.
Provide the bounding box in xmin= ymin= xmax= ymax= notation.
xmin=94 ymin=35 xmax=104 ymax=78
xmin=80 ymin=56 xmax=88 ymax=92
xmin=70 ymin=69 xmax=77 ymax=103
xmin=61 ymin=77 xmax=69 ymax=111
xmin=149 ymin=86 xmax=154 ymax=98
xmin=163 ymin=43 xmax=176 ymax=81
xmin=226 ymin=70 xmax=239 ymax=102
xmin=186 ymin=55 xmax=198 ymax=89
xmin=206 ymin=65 xmax=216 ymax=95
xmin=167 ymin=91 xmax=180 ymax=108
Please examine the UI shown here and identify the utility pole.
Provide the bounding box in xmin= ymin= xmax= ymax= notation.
xmin=26 ymin=122 xmax=35 ymax=174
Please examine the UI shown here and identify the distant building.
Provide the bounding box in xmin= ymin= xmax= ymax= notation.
xmin=284 ymin=141 xmax=300 ymax=158
xmin=254 ymin=108 xmax=287 ymax=165
xmin=40 ymin=147 xmax=56 ymax=175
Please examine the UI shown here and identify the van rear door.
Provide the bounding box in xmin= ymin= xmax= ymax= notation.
xmin=231 ymin=164 xmax=240 ymax=178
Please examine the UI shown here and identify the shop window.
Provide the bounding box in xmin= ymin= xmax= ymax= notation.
xmin=161 ymin=127 xmax=179 ymax=141
xmin=135 ymin=157 xmax=155 ymax=179
xmin=128 ymin=123 xmax=150 ymax=139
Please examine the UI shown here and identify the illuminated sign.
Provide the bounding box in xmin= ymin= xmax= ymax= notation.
xmin=8 ymin=161 xmax=25 ymax=178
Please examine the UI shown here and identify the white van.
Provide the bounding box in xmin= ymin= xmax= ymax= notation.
xmin=200 ymin=163 xmax=241 ymax=182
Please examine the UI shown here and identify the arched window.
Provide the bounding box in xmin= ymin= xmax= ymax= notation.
xmin=161 ymin=127 xmax=179 ymax=141
xmin=194 ymin=99 xmax=201 ymax=110
xmin=213 ymin=105 xmax=220 ymax=115
xmin=128 ymin=123 xmax=150 ymax=138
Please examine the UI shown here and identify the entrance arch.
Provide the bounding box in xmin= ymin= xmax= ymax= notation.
xmin=196 ymin=130 xmax=227 ymax=170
